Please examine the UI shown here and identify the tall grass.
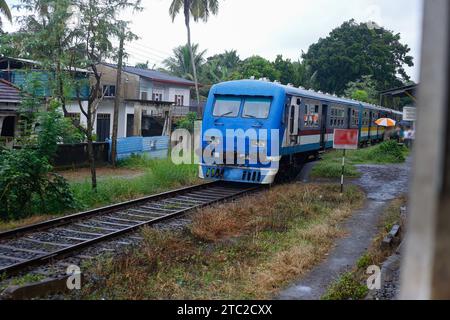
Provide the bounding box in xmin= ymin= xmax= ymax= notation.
xmin=312 ymin=141 xmax=409 ymax=179
xmin=70 ymin=157 xmax=199 ymax=210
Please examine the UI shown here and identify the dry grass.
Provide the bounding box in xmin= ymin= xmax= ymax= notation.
xmin=0 ymin=215 xmax=59 ymax=232
xmin=77 ymin=183 xmax=365 ymax=300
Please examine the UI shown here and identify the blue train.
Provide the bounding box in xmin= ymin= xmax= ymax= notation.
xmin=199 ymin=79 xmax=402 ymax=184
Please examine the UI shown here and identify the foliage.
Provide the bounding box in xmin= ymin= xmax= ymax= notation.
xmin=302 ymin=19 xmax=414 ymax=95
xmin=199 ymin=50 xmax=240 ymax=84
xmin=169 ymin=0 xmax=220 ymax=104
xmin=163 ymin=43 xmax=206 ymax=81
xmin=175 ymin=112 xmax=197 ymax=132
xmin=272 ymin=55 xmax=296 ymax=84
xmin=72 ymin=158 xmax=199 ymax=210
xmin=233 ymin=55 xmax=281 ymax=81
xmin=344 ymin=75 xmax=378 ymax=103
xmin=0 ymin=147 xmax=76 ymax=221
xmin=11 ymin=0 xmax=142 ymax=190
xmin=322 ymin=272 xmax=368 ymax=300
xmin=135 ymin=61 xmax=150 ymax=69
xmin=312 ymin=141 xmax=409 ymax=179
xmin=0 ymin=0 xmax=12 ymax=31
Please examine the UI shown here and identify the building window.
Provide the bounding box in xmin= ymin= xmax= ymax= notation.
xmin=103 ymin=85 xmax=116 ymax=97
xmin=152 ymin=92 xmax=163 ymax=101
xmin=175 ymin=94 xmax=184 ymax=106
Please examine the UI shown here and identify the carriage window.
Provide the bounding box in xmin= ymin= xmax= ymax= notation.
xmin=213 ymin=96 xmax=241 ymax=117
xmin=330 ymin=106 xmax=345 ymax=128
xmin=242 ymin=97 xmax=271 ymax=119
xmin=303 ymin=104 xmax=320 ymax=128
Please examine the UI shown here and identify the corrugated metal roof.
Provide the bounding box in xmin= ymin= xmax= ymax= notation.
xmin=0 ymin=79 xmax=21 ymax=103
xmin=103 ymin=63 xmax=196 ymax=86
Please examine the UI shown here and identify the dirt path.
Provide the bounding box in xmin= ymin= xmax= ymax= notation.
xmin=278 ymin=157 xmax=412 ymax=300
xmin=56 ymin=167 xmax=145 ymax=182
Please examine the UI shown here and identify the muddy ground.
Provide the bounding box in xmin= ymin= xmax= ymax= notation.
xmin=278 ymin=157 xmax=412 ymax=300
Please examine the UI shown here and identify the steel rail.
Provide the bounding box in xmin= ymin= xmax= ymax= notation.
xmin=0 ymin=181 xmax=263 ymax=277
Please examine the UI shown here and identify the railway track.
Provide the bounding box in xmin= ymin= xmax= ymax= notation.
xmin=0 ymin=181 xmax=262 ymax=278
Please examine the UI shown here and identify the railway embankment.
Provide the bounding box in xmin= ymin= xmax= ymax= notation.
xmin=69 ymin=183 xmax=365 ymax=300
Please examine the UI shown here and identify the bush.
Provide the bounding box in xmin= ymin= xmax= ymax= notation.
xmin=0 ymin=148 xmax=77 ymax=220
xmin=322 ymin=272 xmax=368 ymax=300
xmin=367 ymin=140 xmax=406 ymax=163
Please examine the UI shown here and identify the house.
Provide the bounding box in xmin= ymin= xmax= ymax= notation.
xmin=0 ymin=79 xmax=21 ymax=147
xmin=90 ymin=63 xmax=196 ymax=141
xmin=0 ymin=56 xmax=90 ymax=144
xmin=0 ymin=56 xmax=197 ymax=144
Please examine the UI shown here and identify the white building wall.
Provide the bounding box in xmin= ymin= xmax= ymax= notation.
xmin=65 ymin=100 xmax=128 ymax=140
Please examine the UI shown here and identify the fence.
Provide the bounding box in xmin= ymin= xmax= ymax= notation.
xmin=52 ymin=142 xmax=109 ymax=168
xmin=110 ymin=136 xmax=170 ymax=161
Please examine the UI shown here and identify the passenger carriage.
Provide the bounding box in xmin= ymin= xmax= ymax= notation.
xmin=199 ymin=80 xmax=402 ymax=184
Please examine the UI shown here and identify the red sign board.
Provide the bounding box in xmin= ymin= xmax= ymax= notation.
xmin=333 ymin=129 xmax=359 ymax=150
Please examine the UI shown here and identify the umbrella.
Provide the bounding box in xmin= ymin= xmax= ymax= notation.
xmin=375 ymin=118 xmax=396 ymax=127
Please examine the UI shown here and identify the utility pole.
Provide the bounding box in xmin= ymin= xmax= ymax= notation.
xmin=111 ymin=31 xmax=125 ymax=167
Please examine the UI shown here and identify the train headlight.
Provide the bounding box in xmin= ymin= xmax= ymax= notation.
xmin=251 ymin=140 xmax=266 ymax=148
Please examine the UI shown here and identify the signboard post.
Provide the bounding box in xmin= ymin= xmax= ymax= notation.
xmin=333 ymin=129 xmax=359 ymax=194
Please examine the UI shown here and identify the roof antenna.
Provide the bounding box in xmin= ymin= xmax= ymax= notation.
xmin=250 ymin=76 xmax=255 ymax=80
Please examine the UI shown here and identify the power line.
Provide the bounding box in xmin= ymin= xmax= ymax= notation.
xmin=131 ymin=41 xmax=173 ymax=57
xmin=126 ymin=45 xmax=168 ymax=61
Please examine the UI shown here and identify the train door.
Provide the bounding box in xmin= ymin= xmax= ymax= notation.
xmin=347 ymin=107 xmax=352 ymax=129
xmin=320 ymin=104 xmax=328 ymax=149
xmin=285 ymin=96 xmax=301 ymax=146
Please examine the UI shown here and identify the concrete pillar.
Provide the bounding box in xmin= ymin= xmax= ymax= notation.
xmin=133 ymin=103 xmax=142 ymax=136
xmin=400 ymin=0 xmax=450 ymax=299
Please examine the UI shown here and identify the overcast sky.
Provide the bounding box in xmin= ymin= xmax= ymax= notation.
xmin=4 ymin=0 xmax=424 ymax=81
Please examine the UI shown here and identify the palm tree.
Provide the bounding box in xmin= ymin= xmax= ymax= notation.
xmin=163 ymin=43 xmax=206 ymax=81
xmin=169 ymin=0 xmax=219 ymax=106
xmin=0 ymin=0 xmax=12 ymax=30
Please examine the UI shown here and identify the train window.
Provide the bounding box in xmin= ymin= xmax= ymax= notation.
xmin=329 ymin=106 xmax=345 ymax=128
xmin=304 ymin=104 xmax=320 ymax=128
xmin=213 ymin=96 xmax=241 ymax=117
xmin=242 ymin=97 xmax=271 ymax=119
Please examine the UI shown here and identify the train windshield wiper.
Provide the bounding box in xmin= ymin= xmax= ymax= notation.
xmin=217 ymin=111 xmax=233 ymax=118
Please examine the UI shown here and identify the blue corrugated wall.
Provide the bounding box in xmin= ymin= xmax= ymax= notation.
xmin=109 ymin=136 xmax=170 ymax=161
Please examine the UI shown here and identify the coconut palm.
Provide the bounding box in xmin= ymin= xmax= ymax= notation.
xmin=169 ymin=0 xmax=219 ymax=105
xmin=0 ymin=0 xmax=12 ymax=30
xmin=163 ymin=43 xmax=206 ymax=81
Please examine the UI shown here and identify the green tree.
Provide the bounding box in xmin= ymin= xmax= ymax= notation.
xmin=176 ymin=111 xmax=197 ymax=132
xmin=0 ymin=0 xmax=12 ymax=31
xmin=169 ymin=0 xmax=219 ymax=104
xmin=272 ymin=55 xmax=296 ymax=85
xmin=13 ymin=0 xmax=142 ymax=190
xmin=163 ymin=43 xmax=206 ymax=81
xmin=344 ymin=75 xmax=379 ymax=103
xmin=135 ymin=61 xmax=149 ymax=69
xmin=198 ymin=50 xmax=240 ymax=87
xmin=234 ymin=55 xmax=281 ymax=81
xmin=302 ymin=19 xmax=414 ymax=95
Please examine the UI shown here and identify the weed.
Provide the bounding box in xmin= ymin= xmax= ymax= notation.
xmin=322 ymin=272 xmax=368 ymax=300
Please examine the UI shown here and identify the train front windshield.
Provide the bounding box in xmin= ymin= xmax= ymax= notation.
xmin=212 ymin=96 xmax=272 ymax=119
